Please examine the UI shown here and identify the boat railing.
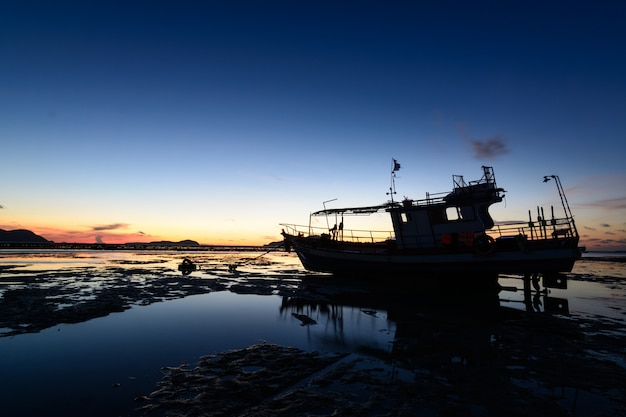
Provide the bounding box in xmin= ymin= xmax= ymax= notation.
xmin=280 ymin=224 xmax=394 ymax=243
xmin=453 ymin=166 xmax=496 ymax=189
xmin=405 ymin=191 xmax=449 ymax=207
xmin=491 ymin=215 xmax=578 ymax=241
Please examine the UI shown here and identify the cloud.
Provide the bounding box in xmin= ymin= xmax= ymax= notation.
xmin=576 ymin=196 xmax=626 ymax=211
xmin=470 ymin=135 xmax=510 ymax=159
xmin=92 ymin=223 xmax=129 ymax=231
xmin=458 ymin=125 xmax=510 ymax=159
xmin=600 ymin=223 xmax=610 ymax=228
xmin=495 ymin=220 xmax=528 ymax=226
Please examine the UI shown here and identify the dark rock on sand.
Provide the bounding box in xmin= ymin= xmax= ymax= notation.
xmin=137 ymin=325 xmax=626 ymax=417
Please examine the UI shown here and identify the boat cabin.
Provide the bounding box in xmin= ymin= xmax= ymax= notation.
xmin=388 ymin=166 xmax=504 ymax=250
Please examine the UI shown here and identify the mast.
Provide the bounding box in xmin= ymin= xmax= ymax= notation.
xmin=387 ymin=158 xmax=401 ymax=202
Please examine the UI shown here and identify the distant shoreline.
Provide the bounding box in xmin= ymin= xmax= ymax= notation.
xmin=0 ymin=242 xmax=283 ymax=251
xmin=1 ymin=244 xmax=623 ymax=256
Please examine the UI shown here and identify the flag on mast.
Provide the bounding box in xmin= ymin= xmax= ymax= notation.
xmin=392 ymin=159 xmax=401 ymax=172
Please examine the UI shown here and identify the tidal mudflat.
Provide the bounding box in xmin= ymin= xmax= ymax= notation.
xmin=0 ymin=250 xmax=624 ymax=416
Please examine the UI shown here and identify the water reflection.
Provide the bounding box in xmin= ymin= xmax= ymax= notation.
xmin=283 ymin=273 xmax=568 ymax=316
xmin=280 ymin=276 xmax=499 ymax=358
xmin=277 ymin=274 xmax=579 ymax=364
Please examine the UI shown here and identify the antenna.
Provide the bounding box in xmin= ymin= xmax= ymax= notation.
xmin=322 ymin=198 xmax=337 ymax=231
xmin=322 ymin=198 xmax=337 ymax=210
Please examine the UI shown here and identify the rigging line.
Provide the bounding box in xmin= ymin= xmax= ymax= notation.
xmin=228 ymin=244 xmax=284 ymax=271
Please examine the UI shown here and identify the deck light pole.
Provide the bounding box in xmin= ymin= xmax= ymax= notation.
xmin=543 ymin=175 xmax=577 ymax=236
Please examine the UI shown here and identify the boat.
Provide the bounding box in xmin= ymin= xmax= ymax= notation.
xmin=280 ymin=164 xmax=582 ymax=286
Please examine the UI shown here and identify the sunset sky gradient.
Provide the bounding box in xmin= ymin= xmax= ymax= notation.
xmin=1 ymin=1 xmax=625 ymax=250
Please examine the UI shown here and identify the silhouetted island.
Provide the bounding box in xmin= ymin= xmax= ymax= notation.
xmin=145 ymin=239 xmax=199 ymax=247
xmin=0 ymin=229 xmax=52 ymax=245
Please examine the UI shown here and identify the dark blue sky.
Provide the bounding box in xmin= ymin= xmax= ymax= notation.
xmin=2 ymin=0 xmax=625 ymax=248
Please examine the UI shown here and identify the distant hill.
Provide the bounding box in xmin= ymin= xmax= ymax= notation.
xmin=0 ymin=229 xmax=53 ymax=244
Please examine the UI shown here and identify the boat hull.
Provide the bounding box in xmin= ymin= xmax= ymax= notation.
xmin=283 ymin=233 xmax=580 ymax=280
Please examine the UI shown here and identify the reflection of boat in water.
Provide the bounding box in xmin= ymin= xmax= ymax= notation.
xmin=280 ymin=276 xmax=495 ymax=365
xmin=281 ymin=164 xmax=582 ymax=286
xmin=281 ymin=275 xmax=566 ymax=317
xmin=178 ymin=258 xmax=197 ymax=275
xmin=281 ymin=275 xmax=570 ymax=357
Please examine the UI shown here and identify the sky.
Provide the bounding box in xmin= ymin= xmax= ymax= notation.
xmin=1 ymin=0 xmax=625 ymax=250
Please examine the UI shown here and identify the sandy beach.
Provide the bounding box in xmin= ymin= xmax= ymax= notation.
xmin=0 ymin=250 xmax=625 ymax=416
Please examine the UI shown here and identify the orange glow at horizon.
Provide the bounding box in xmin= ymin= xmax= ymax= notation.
xmin=0 ymin=224 xmax=276 ymax=247
xmin=1 ymin=219 xmax=624 ymax=251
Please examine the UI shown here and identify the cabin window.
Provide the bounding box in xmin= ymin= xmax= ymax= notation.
xmin=429 ymin=208 xmax=447 ymax=224
xmin=446 ymin=207 xmax=461 ymax=221
xmin=401 ymin=213 xmax=412 ymax=223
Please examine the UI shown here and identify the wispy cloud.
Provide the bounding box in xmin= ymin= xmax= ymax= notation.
xmin=567 ymin=174 xmax=626 ymax=201
xmin=458 ymin=125 xmax=510 ymax=159
xmin=92 ymin=223 xmax=129 ymax=231
xmin=576 ymin=197 xmax=626 ymax=211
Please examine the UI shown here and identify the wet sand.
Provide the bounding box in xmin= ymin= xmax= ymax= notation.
xmin=1 ymin=251 xmax=625 ymax=416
